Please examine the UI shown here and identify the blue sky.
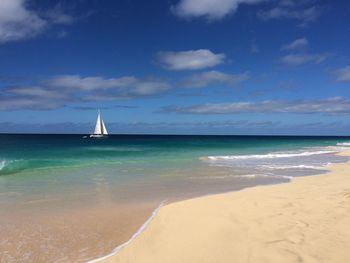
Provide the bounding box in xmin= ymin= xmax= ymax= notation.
xmin=0 ymin=0 xmax=350 ymax=135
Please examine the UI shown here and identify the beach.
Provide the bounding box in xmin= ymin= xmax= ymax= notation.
xmin=1 ymin=0 xmax=350 ymax=261
xmin=1 ymin=135 xmax=350 ymax=262
xmin=97 ymin=151 xmax=350 ymax=263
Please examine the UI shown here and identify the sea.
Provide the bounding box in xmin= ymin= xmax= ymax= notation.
xmin=1 ymin=134 xmax=350 ymax=262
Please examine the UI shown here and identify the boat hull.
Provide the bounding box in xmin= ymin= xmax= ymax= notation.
xmin=89 ymin=134 xmax=108 ymax=138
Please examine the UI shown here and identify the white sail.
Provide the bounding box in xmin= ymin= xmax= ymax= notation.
xmin=94 ymin=112 xmax=102 ymax=134
xmin=90 ymin=110 xmax=108 ymax=137
xmin=101 ymin=119 xmax=108 ymax=135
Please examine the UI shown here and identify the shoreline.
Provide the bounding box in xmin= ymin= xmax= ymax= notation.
xmin=93 ymin=151 xmax=350 ymax=263
xmin=87 ymin=200 xmax=166 ymax=263
xmin=87 ymin=172 xmax=292 ymax=262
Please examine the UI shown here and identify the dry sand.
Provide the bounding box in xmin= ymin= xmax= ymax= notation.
xmin=98 ymin=152 xmax=350 ymax=263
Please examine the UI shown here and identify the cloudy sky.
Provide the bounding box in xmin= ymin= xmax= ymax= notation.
xmin=0 ymin=0 xmax=349 ymax=135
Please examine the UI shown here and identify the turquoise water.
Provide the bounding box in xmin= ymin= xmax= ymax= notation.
xmin=1 ymin=134 xmax=350 ymax=207
xmin=1 ymin=134 xmax=350 ymax=197
xmin=1 ymin=134 xmax=350 ymax=173
xmin=1 ymin=134 xmax=350 ymax=262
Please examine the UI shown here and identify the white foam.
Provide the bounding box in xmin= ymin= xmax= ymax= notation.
xmin=190 ymin=173 xmax=292 ymax=181
xmin=191 ymin=174 xmax=260 ymax=179
xmin=87 ymin=200 xmax=166 ymax=263
xmin=336 ymin=142 xmax=350 ymax=146
xmin=0 ymin=160 xmax=7 ymax=171
xmin=206 ymin=150 xmax=336 ymax=161
xmin=260 ymin=164 xmax=327 ymax=170
xmin=235 ymin=174 xmax=293 ymax=180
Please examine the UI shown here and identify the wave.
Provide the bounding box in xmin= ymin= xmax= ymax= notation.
xmin=190 ymin=174 xmax=259 ymax=179
xmin=206 ymin=150 xmax=336 ymax=161
xmin=190 ymin=173 xmax=293 ymax=180
xmin=0 ymin=159 xmax=27 ymax=175
xmin=336 ymin=142 xmax=350 ymax=146
xmin=236 ymin=174 xmax=293 ymax=180
xmin=260 ymin=164 xmax=329 ymax=170
xmin=0 ymin=157 xmax=120 ymax=176
xmin=0 ymin=160 xmax=6 ymax=171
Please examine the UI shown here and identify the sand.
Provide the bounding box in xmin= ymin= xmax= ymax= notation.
xmin=97 ymin=152 xmax=350 ymax=263
xmin=0 ymin=202 xmax=157 ymax=263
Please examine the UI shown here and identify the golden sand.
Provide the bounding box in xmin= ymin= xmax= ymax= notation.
xmin=99 ymin=152 xmax=350 ymax=263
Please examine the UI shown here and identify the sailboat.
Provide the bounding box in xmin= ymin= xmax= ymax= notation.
xmin=90 ymin=110 xmax=108 ymax=138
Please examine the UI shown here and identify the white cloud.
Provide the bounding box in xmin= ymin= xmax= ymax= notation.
xmin=9 ymin=86 xmax=68 ymax=99
xmin=281 ymin=53 xmax=327 ymax=66
xmin=156 ymin=49 xmax=226 ymax=70
xmin=44 ymin=3 xmax=74 ymax=25
xmin=45 ymin=75 xmax=171 ymax=98
xmin=2 ymin=120 xmax=348 ymax=135
xmin=258 ymin=3 xmax=322 ymax=26
xmin=161 ymin=97 xmax=350 ymax=115
xmin=0 ymin=75 xmax=171 ymax=110
xmin=44 ymin=75 xmax=137 ymax=90
xmin=335 ymin=66 xmax=350 ymax=82
xmin=172 ymin=0 xmax=266 ymax=20
xmin=281 ymin=37 xmax=308 ymax=51
xmin=0 ymin=0 xmax=73 ymax=43
xmin=0 ymin=97 xmax=63 ymax=111
xmin=182 ymin=70 xmax=249 ymax=88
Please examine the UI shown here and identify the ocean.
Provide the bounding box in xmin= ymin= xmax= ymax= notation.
xmin=1 ymin=134 xmax=350 ymax=262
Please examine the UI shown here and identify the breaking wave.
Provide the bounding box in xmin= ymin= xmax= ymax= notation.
xmin=260 ymin=164 xmax=330 ymax=170
xmin=0 ymin=159 xmax=26 ymax=175
xmin=0 ymin=159 xmax=6 ymax=171
xmin=200 ymin=148 xmax=348 ymax=180
xmin=336 ymin=142 xmax=350 ymax=147
xmin=192 ymin=173 xmax=293 ymax=180
xmin=206 ymin=150 xmax=336 ymax=161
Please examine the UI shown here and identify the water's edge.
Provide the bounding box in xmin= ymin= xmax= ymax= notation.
xmin=85 ymin=149 xmax=350 ymax=263
xmin=87 ymin=200 xmax=167 ymax=263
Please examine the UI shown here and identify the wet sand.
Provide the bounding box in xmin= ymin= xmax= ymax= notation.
xmin=0 ymin=202 xmax=158 ymax=263
xmin=98 ymin=152 xmax=350 ymax=263
xmin=0 ymin=164 xmax=285 ymax=263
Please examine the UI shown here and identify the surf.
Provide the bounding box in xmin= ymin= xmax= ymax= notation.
xmin=206 ymin=150 xmax=336 ymax=160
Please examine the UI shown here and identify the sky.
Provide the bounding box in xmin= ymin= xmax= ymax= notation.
xmin=0 ymin=0 xmax=350 ymax=135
